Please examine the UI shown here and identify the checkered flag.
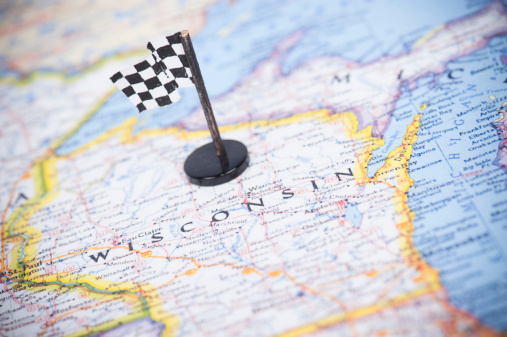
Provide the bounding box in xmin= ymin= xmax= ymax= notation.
xmin=110 ymin=32 xmax=194 ymax=112
xmin=148 ymin=33 xmax=194 ymax=88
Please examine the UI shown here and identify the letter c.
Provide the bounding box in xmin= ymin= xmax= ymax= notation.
xmin=448 ymin=68 xmax=463 ymax=79
xmin=180 ymin=222 xmax=194 ymax=232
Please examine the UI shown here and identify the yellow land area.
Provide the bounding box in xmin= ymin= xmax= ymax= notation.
xmin=2 ymin=108 xmax=353 ymax=337
xmin=1 ymin=109 xmax=495 ymax=337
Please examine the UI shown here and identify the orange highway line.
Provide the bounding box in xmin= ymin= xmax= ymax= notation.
xmin=47 ymin=243 xmax=355 ymax=323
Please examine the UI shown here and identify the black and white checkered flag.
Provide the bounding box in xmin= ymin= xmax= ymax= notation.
xmin=110 ymin=32 xmax=194 ymax=112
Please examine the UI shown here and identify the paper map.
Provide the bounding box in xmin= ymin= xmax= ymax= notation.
xmin=1 ymin=0 xmax=507 ymax=336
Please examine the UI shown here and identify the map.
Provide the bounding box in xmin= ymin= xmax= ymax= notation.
xmin=1 ymin=0 xmax=507 ymax=336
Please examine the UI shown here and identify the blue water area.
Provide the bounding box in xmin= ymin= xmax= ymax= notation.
xmin=369 ymin=36 xmax=507 ymax=330
xmin=366 ymin=76 xmax=435 ymax=176
xmin=280 ymin=0 xmax=495 ymax=73
xmin=137 ymin=0 xmax=499 ymax=133
xmin=56 ymin=0 xmax=500 ymax=155
xmin=344 ymin=203 xmax=363 ymax=228
xmin=196 ymin=0 xmax=494 ymax=97
xmin=54 ymin=88 xmax=200 ymax=156
xmin=55 ymin=92 xmax=136 ymax=155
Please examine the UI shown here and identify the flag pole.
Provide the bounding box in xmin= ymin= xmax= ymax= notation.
xmin=180 ymin=30 xmax=229 ymax=172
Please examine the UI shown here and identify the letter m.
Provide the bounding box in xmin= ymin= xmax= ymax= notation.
xmin=89 ymin=250 xmax=110 ymax=263
xmin=332 ymin=74 xmax=350 ymax=84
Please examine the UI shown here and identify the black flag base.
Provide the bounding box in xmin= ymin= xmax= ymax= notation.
xmin=184 ymin=140 xmax=249 ymax=186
